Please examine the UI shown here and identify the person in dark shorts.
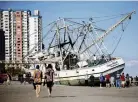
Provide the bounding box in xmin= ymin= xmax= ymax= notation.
xmin=126 ymin=73 xmax=130 ymax=87
xmin=90 ymin=74 xmax=95 ymax=87
xmin=33 ymin=65 xmax=42 ymax=97
xmin=33 ymin=80 xmax=36 ymax=90
xmin=45 ymin=64 xmax=54 ymax=97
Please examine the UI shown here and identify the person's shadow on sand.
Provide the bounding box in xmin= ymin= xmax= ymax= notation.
xmin=42 ymin=95 xmax=76 ymax=98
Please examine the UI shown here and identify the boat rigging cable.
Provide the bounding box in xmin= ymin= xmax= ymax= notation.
xmin=23 ymin=11 xmax=135 ymax=61
xmin=111 ymin=19 xmax=131 ymax=55
xmin=22 ymin=19 xmax=69 ymax=60
xmin=22 ymin=23 xmax=56 ymax=60
xmin=81 ymin=11 xmax=135 ymax=54
xmin=65 ymin=12 xmax=129 ymax=19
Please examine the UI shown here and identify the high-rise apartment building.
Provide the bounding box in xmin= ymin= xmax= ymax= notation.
xmin=0 ymin=9 xmax=42 ymax=62
xmin=0 ymin=29 xmax=5 ymax=73
xmin=29 ymin=10 xmax=42 ymax=55
xmin=1 ymin=10 xmax=10 ymax=61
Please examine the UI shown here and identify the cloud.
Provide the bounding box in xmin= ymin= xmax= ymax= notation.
xmin=126 ymin=60 xmax=138 ymax=67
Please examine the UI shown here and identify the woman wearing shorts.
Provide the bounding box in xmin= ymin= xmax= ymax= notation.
xmin=33 ymin=65 xmax=42 ymax=97
xmin=45 ymin=64 xmax=54 ymax=97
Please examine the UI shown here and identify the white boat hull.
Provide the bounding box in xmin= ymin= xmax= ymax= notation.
xmin=54 ymin=58 xmax=125 ymax=86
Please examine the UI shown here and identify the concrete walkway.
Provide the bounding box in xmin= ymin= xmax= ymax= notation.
xmin=0 ymin=83 xmax=138 ymax=102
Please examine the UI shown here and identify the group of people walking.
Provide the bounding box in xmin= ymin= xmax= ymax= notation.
xmin=115 ymin=72 xmax=131 ymax=88
xmin=99 ymin=72 xmax=132 ymax=88
xmin=33 ymin=64 xmax=54 ymax=98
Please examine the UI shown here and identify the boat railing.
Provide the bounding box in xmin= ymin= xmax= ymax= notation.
xmin=87 ymin=57 xmax=122 ymax=67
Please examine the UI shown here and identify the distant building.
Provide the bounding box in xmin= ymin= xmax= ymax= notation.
xmin=29 ymin=10 xmax=42 ymax=55
xmin=0 ymin=29 xmax=5 ymax=73
xmin=0 ymin=9 xmax=42 ymax=62
xmin=0 ymin=9 xmax=31 ymax=62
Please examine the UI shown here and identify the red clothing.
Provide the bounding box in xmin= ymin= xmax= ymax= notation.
xmin=106 ymin=74 xmax=110 ymax=80
xmin=120 ymin=74 xmax=125 ymax=81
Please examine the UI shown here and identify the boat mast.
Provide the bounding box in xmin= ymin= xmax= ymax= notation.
xmin=55 ymin=19 xmax=63 ymax=70
xmin=89 ymin=19 xmax=109 ymax=55
xmin=88 ymin=23 xmax=103 ymax=55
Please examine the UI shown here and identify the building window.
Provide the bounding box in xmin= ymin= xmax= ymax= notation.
xmin=17 ymin=15 xmax=20 ymax=17
xmin=17 ymin=32 xmax=20 ymax=35
xmin=17 ymin=29 xmax=21 ymax=32
xmin=4 ymin=15 xmax=8 ymax=17
xmin=17 ymin=26 xmax=20 ymax=29
xmin=17 ymin=21 xmax=20 ymax=23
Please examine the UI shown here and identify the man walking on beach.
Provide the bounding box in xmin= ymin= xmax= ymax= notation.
xmin=120 ymin=73 xmax=125 ymax=88
xmin=23 ymin=73 xmax=26 ymax=85
xmin=85 ymin=71 xmax=89 ymax=86
xmin=110 ymin=76 xmax=115 ymax=87
xmin=6 ymin=73 xmax=11 ymax=85
xmin=126 ymin=73 xmax=130 ymax=87
xmin=99 ymin=73 xmax=104 ymax=88
xmin=116 ymin=71 xmax=121 ymax=88
xmin=90 ymin=74 xmax=95 ymax=87
xmin=105 ymin=73 xmax=111 ymax=88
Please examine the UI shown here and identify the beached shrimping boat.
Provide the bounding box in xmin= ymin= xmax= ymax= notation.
xmin=25 ymin=11 xmax=135 ymax=85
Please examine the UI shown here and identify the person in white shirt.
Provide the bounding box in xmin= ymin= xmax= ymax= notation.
xmin=23 ymin=73 xmax=26 ymax=85
xmin=129 ymin=77 xmax=132 ymax=86
xmin=85 ymin=71 xmax=89 ymax=86
xmin=6 ymin=74 xmax=11 ymax=85
xmin=93 ymin=54 xmax=97 ymax=65
xmin=110 ymin=76 xmax=115 ymax=87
